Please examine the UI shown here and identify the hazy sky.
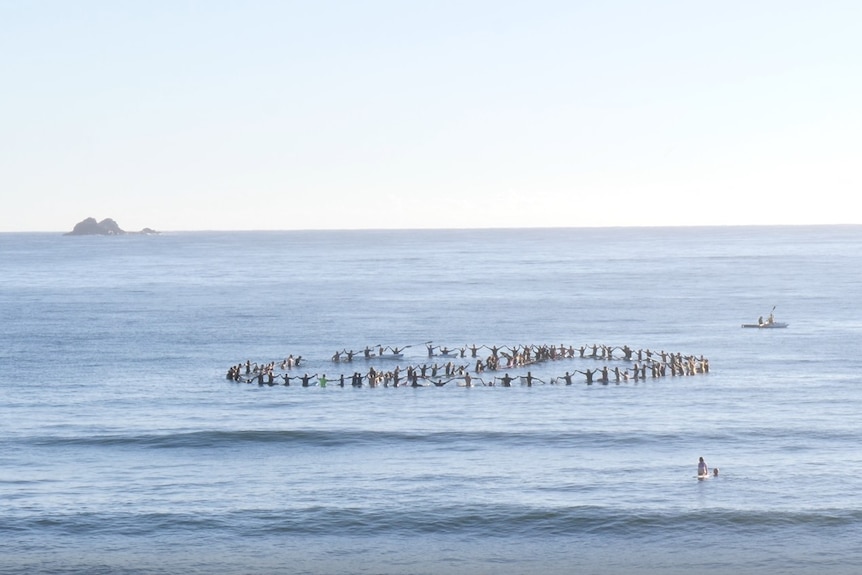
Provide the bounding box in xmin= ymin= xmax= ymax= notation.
xmin=2 ymin=1 xmax=860 ymax=232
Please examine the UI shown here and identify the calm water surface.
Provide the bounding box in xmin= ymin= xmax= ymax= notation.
xmin=1 ymin=226 xmax=861 ymax=574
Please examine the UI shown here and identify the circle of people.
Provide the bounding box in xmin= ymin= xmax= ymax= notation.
xmin=225 ymin=342 xmax=709 ymax=388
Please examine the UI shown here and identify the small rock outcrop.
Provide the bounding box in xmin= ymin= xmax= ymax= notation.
xmin=64 ymin=217 xmax=159 ymax=236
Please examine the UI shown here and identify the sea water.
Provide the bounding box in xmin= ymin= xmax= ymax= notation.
xmin=1 ymin=226 xmax=861 ymax=574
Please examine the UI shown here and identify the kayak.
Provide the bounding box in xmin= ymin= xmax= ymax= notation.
xmin=741 ymin=321 xmax=788 ymax=328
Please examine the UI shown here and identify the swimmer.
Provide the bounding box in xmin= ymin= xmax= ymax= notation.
xmin=698 ymin=456 xmax=708 ymax=477
xmin=522 ymin=371 xmax=541 ymax=387
xmin=496 ymin=373 xmax=516 ymax=387
xmin=713 ymin=467 xmax=719 ymax=477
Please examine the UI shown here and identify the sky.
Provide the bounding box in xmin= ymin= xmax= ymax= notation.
xmin=2 ymin=1 xmax=860 ymax=232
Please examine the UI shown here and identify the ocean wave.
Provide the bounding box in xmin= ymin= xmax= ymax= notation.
xmin=2 ymin=506 xmax=860 ymax=539
xmin=18 ymin=429 xmax=735 ymax=450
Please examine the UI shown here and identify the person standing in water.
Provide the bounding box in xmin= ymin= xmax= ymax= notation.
xmin=698 ymin=457 xmax=709 ymax=476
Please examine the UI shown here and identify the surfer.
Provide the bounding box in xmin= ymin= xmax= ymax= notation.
xmin=698 ymin=457 xmax=709 ymax=477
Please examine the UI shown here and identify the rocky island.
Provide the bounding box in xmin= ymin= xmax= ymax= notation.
xmin=65 ymin=217 xmax=159 ymax=236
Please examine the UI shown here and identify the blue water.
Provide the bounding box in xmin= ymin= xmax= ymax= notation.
xmin=2 ymin=226 xmax=862 ymax=574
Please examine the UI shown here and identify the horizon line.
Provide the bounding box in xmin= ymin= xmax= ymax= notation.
xmin=3 ymin=222 xmax=861 ymax=235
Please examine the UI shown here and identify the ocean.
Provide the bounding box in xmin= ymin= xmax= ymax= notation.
xmin=2 ymin=226 xmax=861 ymax=574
